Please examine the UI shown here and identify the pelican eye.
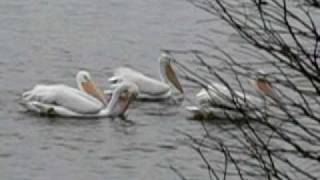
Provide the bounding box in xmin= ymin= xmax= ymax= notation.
xmin=84 ymin=75 xmax=90 ymax=81
xmin=257 ymin=76 xmax=268 ymax=82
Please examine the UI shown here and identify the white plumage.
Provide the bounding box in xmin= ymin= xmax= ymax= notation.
xmin=21 ymin=71 xmax=137 ymax=118
xmin=23 ymin=84 xmax=104 ymax=114
xmin=186 ymin=77 xmax=275 ymax=119
xmin=109 ymin=53 xmax=184 ymax=100
xmin=112 ymin=67 xmax=171 ymax=99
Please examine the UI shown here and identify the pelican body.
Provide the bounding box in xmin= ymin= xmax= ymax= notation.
xmin=21 ymin=71 xmax=137 ymax=118
xmin=109 ymin=53 xmax=184 ymax=100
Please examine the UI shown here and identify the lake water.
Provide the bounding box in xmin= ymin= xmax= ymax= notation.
xmin=0 ymin=0 xmax=224 ymax=180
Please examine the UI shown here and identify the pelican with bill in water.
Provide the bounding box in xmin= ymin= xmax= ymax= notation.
xmin=21 ymin=71 xmax=138 ymax=118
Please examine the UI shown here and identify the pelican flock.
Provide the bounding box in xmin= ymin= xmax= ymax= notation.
xmin=108 ymin=53 xmax=184 ymax=100
xmin=21 ymin=53 xmax=272 ymax=120
xmin=22 ymin=71 xmax=138 ymax=118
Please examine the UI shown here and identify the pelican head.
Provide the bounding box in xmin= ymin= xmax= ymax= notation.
xmin=107 ymin=81 xmax=139 ymax=116
xmin=159 ymin=53 xmax=184 ymax=94
xmin=251 ymin=70 xmax=274 ymax=96
xmin=77 ymin=71 xmax=91 ymax=84
xmin=256 ymin=70 xmax=268 ymax=81
xmin=76 ymin=71 xmax=106 ymax=104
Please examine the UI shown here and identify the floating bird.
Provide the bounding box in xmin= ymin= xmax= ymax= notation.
xmin=108 ymin=53 xmax=184 ymax=100
xmin=186 ymin=71 xmax=275 ymax=119
xmin=21 ymin=71 xmax=138 ymax=118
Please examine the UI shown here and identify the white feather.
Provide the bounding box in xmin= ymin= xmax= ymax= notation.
xmin=111 ymin=67 xmax=171 ymax=98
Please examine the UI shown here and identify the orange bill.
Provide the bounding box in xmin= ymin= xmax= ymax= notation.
xmin=165 ymin=64 xmax=184 ymax=94
xmin=118 ymin=92 xmax=135 ymax=115
xmin=256 ymin=80 xmax=273 ymax=96
xmin=81 ymin=81 xmax=106 ymax=105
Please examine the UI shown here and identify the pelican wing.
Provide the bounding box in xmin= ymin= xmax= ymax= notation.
xmin=23 ymin=101 xmax=111 ymax=118
xmin=23 ymin=84 xmax=104 ymax=114
xmin=112 ymin=67 xmax=170 ymax=96
xmin=186 ymin=105 xmax=263 ymax=120
xmin=196 ymin=83 xmax=263 ymax=107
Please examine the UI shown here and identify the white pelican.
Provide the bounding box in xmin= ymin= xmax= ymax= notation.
xmin=108 ymin=53 xmax=184 ymax=100
xmin=21 ymin=71 xmax=138 ymax=118
xmin=186 ymin=72 xmax=275 ymax=119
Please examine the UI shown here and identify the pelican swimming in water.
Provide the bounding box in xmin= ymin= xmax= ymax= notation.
xmin=186 ymin=71 xmax=276 ymax=119
xmin=108 ymin=53 xmax=184 ymax=100
xmin=21 ymin=71 xmax=138 ymax=118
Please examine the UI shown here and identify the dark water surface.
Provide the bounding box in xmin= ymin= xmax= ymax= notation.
xmin=0 ymin=0 xmax=222 ymax=180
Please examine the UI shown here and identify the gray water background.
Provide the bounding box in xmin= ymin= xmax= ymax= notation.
xmin=0 ymin=0 xmax=230 ymax=180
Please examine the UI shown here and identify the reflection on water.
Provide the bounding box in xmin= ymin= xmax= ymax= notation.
xmin=0 ymin=0 xmax=224 ymax=180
